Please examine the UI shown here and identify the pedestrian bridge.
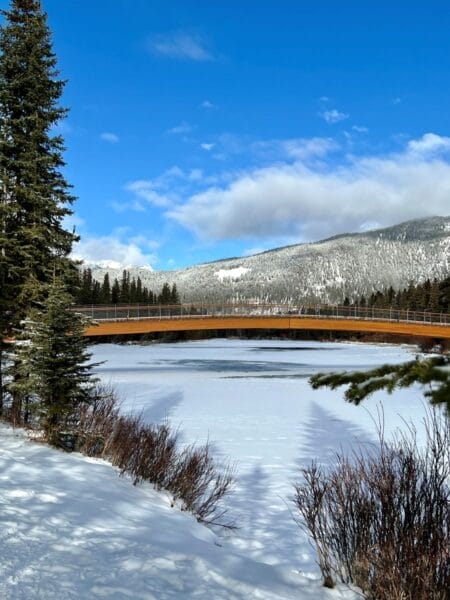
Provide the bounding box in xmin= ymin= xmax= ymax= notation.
xmin=75 ymin=303 xmax=450 ymax=339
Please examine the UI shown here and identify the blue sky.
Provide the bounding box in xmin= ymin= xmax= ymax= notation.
xmin=3 ymin=0 xmax=450 ymax=269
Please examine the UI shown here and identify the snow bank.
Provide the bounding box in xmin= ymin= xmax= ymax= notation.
xmin=0 ymin=424 xmax=356 ymax=599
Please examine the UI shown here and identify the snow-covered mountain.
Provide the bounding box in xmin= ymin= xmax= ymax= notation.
xmin=89 ymin=216 xmax=450 ymax=304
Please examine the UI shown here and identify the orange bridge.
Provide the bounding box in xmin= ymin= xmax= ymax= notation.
xmin=75 ymin=303 xmax=450 ymax=339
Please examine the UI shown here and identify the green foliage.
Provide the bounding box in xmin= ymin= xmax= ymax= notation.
xmin=9 ymin=279 xmax=98 ymax=443
xmin=0 ymin=0 xmax=79 ymax=408
xmin=74 ymin=268 xmax=178 ymax=305
xmin=310 ymin=354 xmax=450 ymax=413
xmin=0 ymin=0 xmax=77 ymax=325
xmin=352 ymin=276 xmax=449 ymax=312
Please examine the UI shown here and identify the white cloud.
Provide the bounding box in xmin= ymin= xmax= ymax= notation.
xmin=352 ymin=125 xmax=369 ymax=133
xmin=250 ymin=137 xmax=338 ymax=164
xmin=125 ymin=180 xmax=172 ymax=207
xmin=280 ymin=137 xmax=338 ymax=160
xmin=150 ymin=33 xmax=212 ymax=61
xmin=72 ymin=235 xmax=157 ymax=268
xmin=125 ymin=166 xmax=203 ymax=209
xmin=201 ymin=143 xmax=215 ymax=151
xmin=407 ymin=133 xmax=450 ymax=155
xmin=100 ymin=132 xmax=119 ymax=143
xmin=322 ymin=109 xmax=349 ymax=124
xmin=168 ymin=133 xmax=450 ymax=242
xmin=111 ymin=200 xmax=146 ymax=213
xmin=200 ymin=100 xmax=216 ymax=109
xmin=167 ymin=122 xmax=193 ymax=135
xmin=188 ymin=168 xmax=203 ymax=181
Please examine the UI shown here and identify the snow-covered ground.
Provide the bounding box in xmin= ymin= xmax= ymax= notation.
xmin=1 ymin=340 xmax=426 ymax=598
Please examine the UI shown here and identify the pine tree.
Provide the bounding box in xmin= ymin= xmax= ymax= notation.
xmin=0 ymin=0 xmax=77 ymax=404
xmin=120 ymin=270 xmax=130 ymax=302
xmin=159 ymin=282 xmax=172 ymax=304
xmin=111 ymin=279 xmax=120 ymax=304
xmin=100 ymin=273 xmax=111 ymax=304
xmin=170 ymin=283 xmax=180 ymax=304
xmin=136 ymin=276 xmax=143 ymax=302
xmin=9 ymin=279 xmax=97 ymax=444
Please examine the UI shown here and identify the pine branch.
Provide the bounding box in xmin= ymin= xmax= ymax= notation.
xmin=310 ymin=355 xmax=450 ymax=413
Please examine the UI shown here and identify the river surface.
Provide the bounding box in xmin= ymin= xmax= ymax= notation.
xmin=92 ymin=339 xmax=425 ymax=577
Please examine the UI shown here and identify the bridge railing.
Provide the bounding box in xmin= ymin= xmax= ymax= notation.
xmin=71 ymin=302 xmax=450 ymax=326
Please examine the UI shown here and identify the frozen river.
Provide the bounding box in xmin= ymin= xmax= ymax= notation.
xmin=92 ymin=339 xmax=425 ymax=584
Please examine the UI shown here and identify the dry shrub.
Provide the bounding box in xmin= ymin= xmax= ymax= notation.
xmin=77 ymin=387 xmax=234 ymax=525
xmin=294 ymin=410 xmax=450 ymax=599
xmin=78 ymin=384 xmax=119 ymax=455
xmin=125 ymin=423 xmax=178 ymax=489
xmin=168 ymin=443 xmax=235 ymax=525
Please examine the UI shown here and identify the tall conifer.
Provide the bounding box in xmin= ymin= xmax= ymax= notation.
xmin=0 ymin=0 xmax=77 ymax=403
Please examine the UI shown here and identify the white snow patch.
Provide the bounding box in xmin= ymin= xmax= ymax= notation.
xmin=214 ymin=266 xmax=250 ymax=282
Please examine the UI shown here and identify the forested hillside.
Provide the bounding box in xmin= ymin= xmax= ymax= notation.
xmin=88 ymin=216 xmax=450 ymax=305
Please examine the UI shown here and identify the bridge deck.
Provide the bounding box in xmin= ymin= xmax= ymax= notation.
xmin=84 ymin=315 xmax=450 ymax=338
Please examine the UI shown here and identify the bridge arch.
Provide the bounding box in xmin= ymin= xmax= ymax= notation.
xmin=77 ymin=303 xmax=450 ymax=339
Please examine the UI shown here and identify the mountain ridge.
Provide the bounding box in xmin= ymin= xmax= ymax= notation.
xmin=88 ymin=216 xmax=450 ymax=304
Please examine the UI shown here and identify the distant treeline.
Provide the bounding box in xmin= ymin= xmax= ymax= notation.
xmin=346 ymin=276 xmax=450 ymax=312
xmin=75 ymin=268 xmax=180 ymax=305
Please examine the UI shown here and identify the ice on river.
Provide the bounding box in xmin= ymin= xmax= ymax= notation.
xmin=92 ymin=339 xmax=425 ymax=585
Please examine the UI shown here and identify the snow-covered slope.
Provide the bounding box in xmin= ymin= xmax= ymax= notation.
xmin=90 ymin=216 xmax=450 ymax=304
xmin=0 ymin=423 xmax=356 ymax=599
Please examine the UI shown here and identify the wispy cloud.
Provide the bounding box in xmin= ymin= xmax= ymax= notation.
xmin=111 ymin=199 xmax=146 ymax=213
xmin=125 ymin=180 xmax=172 ymax=207
xmin=167 ymin=122 xmax=193 ymax=135
xmin=168 ymin=133 xmax=450 ymax=243
xmin=100 ymin=132 xmax=119 ymax=143
xmin=149 ymin=32 xmax=213 ymax=61
xmin=249 ymin=136 xmax=339 ymax=163
xmin=392 ymin=97 xmax=402 ymax=105
xmin=200 ymin=100 xmax=217 ymax=109
xmin=352 ymin=125 xmax=369 ymax=133
xmin=201 ymin=143 xmax=215 ymax=151
xmin=321 ymin=109 xmax=349 ymax=124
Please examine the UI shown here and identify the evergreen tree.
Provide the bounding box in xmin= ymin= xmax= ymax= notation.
xmin=111 ymin=279 xmax=120 ymax=304
xmin=0 ymin=0 xmax=77 ymax=404
xmin=80 ymin=268 xmax=93 ymax=304
xmin=100 ymin=273 xmax=111 ymax=304
xmin=130 ymin=277 xmax=137 ymax=303
xmin=9 ymin=279 xmax=97 ymax=444
xmin=428 ymin=279 xmax=440 ymax=312
xmin=438 ymin=276 xmax=450 ymax=312
xmin=136 ymin=276 xmax=143 ymax=303
xmin=91 ymin=279 xmax=101 ymax=304
xmin=159 ymin=282 xmax=172 ymax=304
xmin=120 ymin=270 xmax=130 ymax=302
xmin=170 ymin=283 xmax=180 ymax=304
